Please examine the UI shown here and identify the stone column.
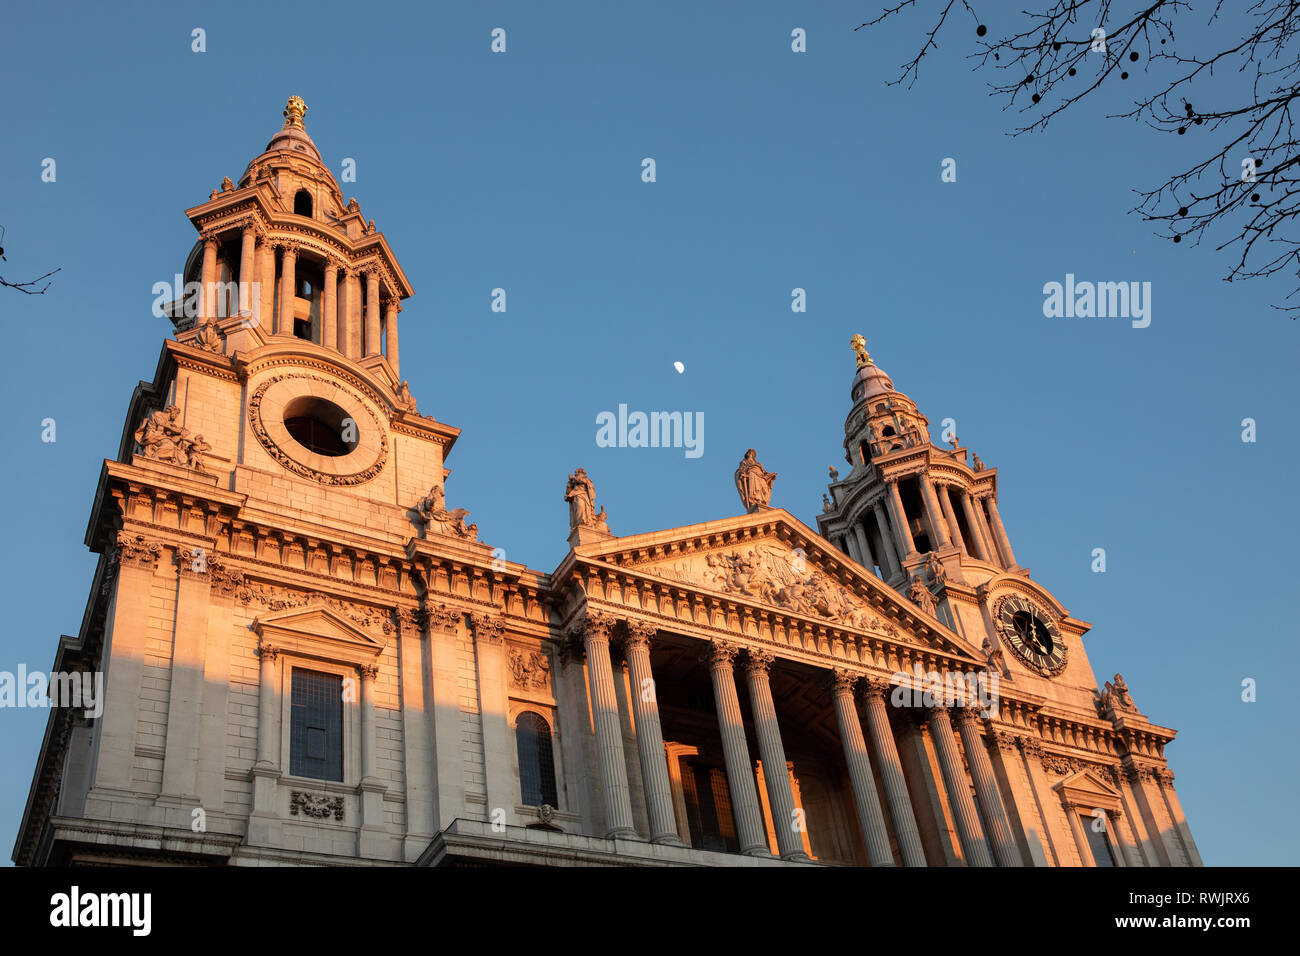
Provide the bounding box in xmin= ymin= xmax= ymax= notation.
xmin=852 ymin=523 xmax=875 ymax=573
xmin=622 ymin=622 xmax=682 ymax=844
xmin=322 ymin=262 xmax=338 ymax=350
xmin=953 ymin=707 xmax=1022 ymax=866
xmin=872 ymin=500 xmax=903 ymax=579
xmin=278 ymin=242 xmax=298 ymax=336
xmin=198 ymin=234 xmax=218 ymax=320
xmin=386 ymin=299 xmax=401 ymax=375
xmin=960 ymin=493 xmax=993 ymax=562
xmin=1064 ymin=800 xmax=1096 ymax=865
xmin=744 ymin=650 xmax=806 ymax=860
xmin=254 ymin=643 xmax=279 ymax=768
xmin=365 ymin=270 xmax=381 ymax=356
xmin=926 ymin=706 xmax=994 ymax=866
xmin=828 ymin=670 xmax=895 ymax=866
xmin=1105 ymin=809 xmax=1129 ymax=867
xmin=358 ymin=663 xmax=379 ymax=783
xmin=343 ymin=269 xmax=361 ymax=358
xmin=572 ymin=612 xmax=636 ymax=838
xmin=843 ymin=528 xmax=864 ymax=564
xmin=861 ymin=679 xmax=926 ymax=866
xmin=469 ymin=613 xmax=514 ymax=822
xmin=937 ymin=485 xmax=966 ymax=554
xmin=238 ymin=223 xmax=257 ymax=316
xmin=887 ymin=480 xmax=917 ymax=559
xmin=920 ymin=479 xmax=951 ymax=549
xmin=705 ymin=640 xmax=769 ymax=856
xmin=984 ymin=497 xmax=1018 ymax=568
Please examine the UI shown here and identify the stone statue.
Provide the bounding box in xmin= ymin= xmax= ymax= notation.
xmin=1102 ymin=673 xmax=1137 ymax=713
xmin=828 ymin=465 xmax=839 ymax=481
xmin=396 ymin=380 xmax=416 ymax=410
xmin=593 ymin=507 xmax=610 ymax=534
xmin=416 ymin=484 xmax=477 ymax=540
xmin=908 ymin=574 xmax=936 ymax=615
xmin=925 ymin=552 xmax=947 ymax=589
xmin=972 ymin=453 xmax=985 ymax=472
xmin=134 ymin=405 xmax=210 ymax=470
xmin=565 ymin=468 xmax=598 ymax=530
xmin=982 ymin=635 xmax=1008 ymax=676
xmin=221 ymin=176 xmax=234 ymax=192
xmin=734 ymin=449 xmax=777 ymax=513
xmin=822 ymin=494 xmax=831 ymax=511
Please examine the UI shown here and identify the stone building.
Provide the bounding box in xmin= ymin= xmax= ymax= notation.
xmin=12 ymin=99 xmax=1201 ymax=867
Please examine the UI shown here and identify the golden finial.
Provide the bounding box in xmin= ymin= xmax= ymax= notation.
xmin=282 ymin=95 xmax=308 ymax=131
xmin=850 ymin=333 xmax=872 ymax=369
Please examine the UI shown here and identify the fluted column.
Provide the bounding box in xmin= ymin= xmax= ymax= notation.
xmin=254 ymin=643 xmax=279 ymax=768
xmin=887 ymin=480 xmax=917 ymax=559
xmin=344 ymin=268 xmax=361 ymax=358
xmin=322 ymin=262 xmax=338 ymax=350
xmin=1065 ymin=800 xmax=1096 ymax=865
xmin=198 ymin=234 xmax=218 ymax=320
xmin=954 ymin=707 xmax=1022 ymax=866
xmin=872 ymin=500 xmax=903 ymax=579
xmin=1105 ymin=810 xmax=1129 ymax=866
xmin=385 ymin=299 xmax=401 ymax=376
xmin=843 ymin=529 xmax=864 ymax=564
xmin=984 ymin=497 xmax=1018 ymax=568
xmin=937 ymin=485 xmax=966 ymax=554
xmin=622 ymin=621 xmax=681 ymax=844
xmin=705 ymin=640 xmax=769 ymax=855
xmin=926 ymin=706 xmax=994 ymax=866
xmin=239 ymin=223 xmax=257 ymax=316
xmin=744 ymin=650 xmax=806 ymax=860
xmin=278 ymin=242 xmax=298 ymax=336
xmin=829 ymin=670 xmax=894 ymax=866
xmin=851 ymin=523 xmax=875 ymax=573
xmin=365 ymin=270 xmax=381 ymax=356
xmin=920 ymin=479 xmax=951 ymax=549
xmin=960 ymin=493 xmax=993 ymax=562
xmin=572 ymin=612 xmax=636 ymax=838
xmin=257 ymin=237 xmax=275 ymax=331
xmin=1156 ymin=770 xmax=1203 ymax=866
xmin=861 ymin=679 xmax=926 ymax=866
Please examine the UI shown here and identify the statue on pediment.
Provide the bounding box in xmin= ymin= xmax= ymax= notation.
xmin=565 ymin=468 xmax=598 ymax=530
xmin=908 ymin=573 xmax=936 ymax=615
xmin=1100 ymin=673 xmax=1137 ymax=713
xmin=735 ymin=449 xmax=776 ymax=513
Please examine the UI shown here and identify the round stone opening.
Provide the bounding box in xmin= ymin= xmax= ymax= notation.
xmin=283 ymin=396 xmax=356 ymax=457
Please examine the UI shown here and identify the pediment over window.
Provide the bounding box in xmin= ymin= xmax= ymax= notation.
xmin=1053 ymin=768 xmax=1122 ymax=813
xmin=252 ymin=604 xmax=385 ymax=667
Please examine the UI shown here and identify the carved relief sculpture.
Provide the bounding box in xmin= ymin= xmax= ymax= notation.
xmin=134 ymin=405 xmax=212 ymax=471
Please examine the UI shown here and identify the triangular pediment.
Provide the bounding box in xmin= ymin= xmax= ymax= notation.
xmin=572 ymin=509 xmax=978 ymax=659
xmin=252 ymin=603 xmax=385 ymax=664
xmin=1054 ymin=768 xmax=1123 ymax=813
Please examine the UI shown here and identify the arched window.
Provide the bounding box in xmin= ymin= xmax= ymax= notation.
xmin=516 ymin=711 xmax=558 ymax=807
xmin=294 ymin=189 xmax=313 ymax=217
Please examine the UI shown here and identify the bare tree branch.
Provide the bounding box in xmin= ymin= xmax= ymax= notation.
xmin=0 ymin=268 xmax=61 ymax=295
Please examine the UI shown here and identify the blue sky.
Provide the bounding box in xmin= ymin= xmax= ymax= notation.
xmin=1 ymin=0 xmax=1295 ymax=865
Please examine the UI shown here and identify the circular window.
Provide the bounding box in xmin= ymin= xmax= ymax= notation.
xmin=283 ymin=396 xmax=356 ymax=457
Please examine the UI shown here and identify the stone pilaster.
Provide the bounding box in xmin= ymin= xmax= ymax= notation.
xmin=396 ymin=608 xmax=435 ymax=859
xmin=1156 ymin=769 xmax=1203 ymax=866
xmin=423 ymin=604 xmax=466 ymax=830
xmin=158 ymin=545 xmax=212 ymax=803
xmin=198 ymin=235 xmax=218 ymax=320
xmin=469 ymin=612 xmax=514 ymax=824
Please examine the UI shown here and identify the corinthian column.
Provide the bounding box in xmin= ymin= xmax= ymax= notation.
xmin=920 ymin=479 xmax=951 ymax=549
xmin=239 ymin=223 xmax=257 ymax=316
xmin=960 ymin=493 xmax=992 ymax=562
xmin=198 ymin=234 xmax=218 ymax=321
xmin=622 ymin=621 xmax=681 ymax=844
xmin=953 ymin=707 xmax=1022 ymax=866
xmin=386 ymin=299 xmax=401 ymax=376
xmin=744 ymin=650 xmax=807 ymax=860
xmin=872 ymin=500 xmax=903 ymax=580
xmin=571 ymin=612 xmax=636 ymax=838
xmin=926 ymin=706 xmax=994 ymax=866
xmin=937 ymin=485 xmax=966 ymax=554
xmin=861 ymin=679 xmax=926 ymax=866
xmin=705 ymin=640 xmax=769 ymax=855
xmin=278 ymin=242 xmax=298 ymax=336
xmin=365 ymin=270 xmax=381 ymax=356
xmin=984 ymin=497 xmax=1018 ymax=568
xmin=828 ymin=669 xmax=895 ymax=866
xmin=322 ymin=262 xmax=338 ymax=350
xmin=887 ymin=480 xmax=917 ymax=559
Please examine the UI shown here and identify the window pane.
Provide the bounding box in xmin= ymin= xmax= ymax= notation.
xmin=1083 ymin=815 xmax=1116 ymax=867
xmin=290 ymin=669 xmax=343 ymax=782
xmin=516 ymin=712 xmax=558 ymax=807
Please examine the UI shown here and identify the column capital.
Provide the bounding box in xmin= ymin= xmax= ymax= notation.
xmin=424 ymin=603 xmax=461 ymax=634
xmin=827 ymin=667 xmax=859 ymax=697
xmin=469 ymin=612 xmax=507 ymax=644
xmin=323 ymin=260 xmax=340 ymax=277
xmin=567 ymin=610 xmax=618 ymax=644
xmin=745 ymin=648 xmax=776 ymax=675
xmin=175 ymin=545 xmax=211 ymax=579
xmin=623 ymin=619 xmax=658 ymax=649
xmin=356 ymin=663 xmax=379 ymax=681
xmin=1156 ymin=768 xmax=1176 ymax=787
xmin=199 ymin=230 xmax=221 ymax=247
xmin=255 ymin=642 xmax=278 ymax=662
xmin=952 ymin=704 xmax=985 ymax=727
xmin=115 ymin=532 xmax=163 ymax=569
xmin=860 ymin=677 xmax=891 ymax=703
xmin=701 ymin=638 xmax=740 ymax=669
xmin=279 ymin=239 xmax=300 ymax=257
xmin=1016 ymin=734 xmax=1044 ymax=759
xmin=993 ymin=730 xmax=1021 ymax=755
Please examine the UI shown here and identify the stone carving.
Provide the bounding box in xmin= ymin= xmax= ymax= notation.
xmin=654 ymin=542 xmax=883 ymax=631
xmin=283 ymin=94 xmax=308 ymax=131
xmin=822 ymin=494 xmax=832 ymax=512
xmin=828 ymin=465 xmax=839 ymax=481
xmin=193 ymin=315 xmax=222 ymax=353
xmin=972 ymin=453 xmax=985 ymax=472
xmin=228 ymin=577 xmax=394 ymax=635
xmin=134 ymin=405 xmax=212 ymax=471
xmin=565 ymin=468 xmax=605 ymax=531
xmin=416 ymin=484 xmax=478 ymax=540
xmin=1099 ymin=673 xmax=1138 ymax=714
xmin=981 ymin=634 xmax=1009 ymax=676
xmin=925 ymin=552 xmax=947 ymax=590
xmin=508 ymin=646 xmax=551 ymax=690
xmin=221 ymin=176 xmax=234 ymax=192
xmin=734 ymin=449 xmax=776 ymax=513
xmin=469 ymin=613 xmax=506 ymax=644
xmin=537 ymin=803 xmax=556 ymax=825
xmin=116 ymin=532 xmax=162 ymax=568
xmin=850 ymin=333 xmax=871 ymax=369
xmin=908 ymin=573 xmax=936 ymax=615
xmin=396 ymin=380 xmax=416 ymax=411
xmin=290 ymin=790 xmax=344 ymax=821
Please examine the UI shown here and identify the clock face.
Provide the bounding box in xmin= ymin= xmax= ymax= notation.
xmin=995 ymin=596 xmax=1067 ymax=676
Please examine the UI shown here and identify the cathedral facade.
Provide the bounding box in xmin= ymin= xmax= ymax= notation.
xmin=13 ymin=99 xmax=1201 ymax=867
